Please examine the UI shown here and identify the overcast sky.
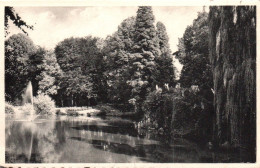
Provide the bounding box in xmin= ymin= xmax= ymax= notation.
xmin=8 ymin=6 xmax=205 ymax=73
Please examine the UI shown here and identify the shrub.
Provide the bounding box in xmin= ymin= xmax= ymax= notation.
xmin=141 ymin=88 xmax=176 ymax=133
xmin=33 ymin=94 xmax=56 ymax=115
xmin=172 ymin=89 xmax=201 ymax=130
xmin=5 ymin=102 xmax=15 ymax=114
xmin=140 ymin=86 xmax=214 ymax=142
xmin=172 ymin=87 xmax=214 ymax=142
xmin=19 ymin=103 xmax=34 ymax=115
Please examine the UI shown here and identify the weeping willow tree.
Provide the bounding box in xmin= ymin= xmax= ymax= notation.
xmin=209 ymin=6 xmax=256 ymax=157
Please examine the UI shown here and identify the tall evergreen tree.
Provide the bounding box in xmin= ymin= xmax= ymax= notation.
xmin=155 ymin=21 xmax=176 ymax=88
xmin=128 ymin=6 xmax=160 ymax=104
xmin=156 ymin=21 xmax=170 ymax=55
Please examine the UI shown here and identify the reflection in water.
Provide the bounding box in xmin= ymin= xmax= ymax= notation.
xmin=70 ymin=137 xmax=146 ymax=158
xmin=5 ymin=118 xmax=64 ymax=163
xmin=5 ymin=115 xmax=252 ymax=163
xmin=71 ymin=124 xmax=138 ymax=137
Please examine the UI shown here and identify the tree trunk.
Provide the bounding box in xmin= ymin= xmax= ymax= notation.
xmin=209 ymin=6 xmax=256 ymax=159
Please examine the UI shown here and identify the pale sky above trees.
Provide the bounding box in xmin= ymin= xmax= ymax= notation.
xmin=7 ymin=6 xmax=206 ymax=73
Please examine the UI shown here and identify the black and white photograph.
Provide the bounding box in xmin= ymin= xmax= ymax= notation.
xmin=2 ymin=3 xmax=257 ymax=165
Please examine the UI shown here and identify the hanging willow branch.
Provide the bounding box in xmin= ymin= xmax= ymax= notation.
xmin=209 ymin=6 xmax=256 ymax=156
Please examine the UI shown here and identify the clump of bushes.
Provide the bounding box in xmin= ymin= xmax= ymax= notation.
xmin=141 ymin=88 xmax=177 ymax=134
xmin=19 ymin=103 xmax=34 ymax=115
xmin=172 ymin=88 xmax=214 ymax=143
xmin=33 ymin=94 xmax=56 ymax=115
xmin=172 ymin=89 xmax=201 ymax=130
xmin=95 ymin=104 xmax=119 ymax=115
xmin=5 ymin=102 xmax=15 ymax=114
xmin=140 ymin=86 xmax=214 ymax=142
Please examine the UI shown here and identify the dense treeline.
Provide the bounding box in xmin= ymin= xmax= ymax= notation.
xmin=5 ymin=6 xmax=256 ymax=160
xmin=5 ymin=6 xmax=176 ymax=109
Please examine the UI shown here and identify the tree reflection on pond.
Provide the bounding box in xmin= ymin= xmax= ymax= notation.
xmin=5 ymin=115 xmax=252 ymax=163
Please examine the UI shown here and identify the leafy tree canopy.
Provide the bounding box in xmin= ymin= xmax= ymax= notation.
xmin=177 ymin=11 xmax=212 ymax=90
xmin=5 ymin=33 xmax=36 ymax=102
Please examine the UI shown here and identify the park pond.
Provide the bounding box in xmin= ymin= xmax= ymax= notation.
xmin=5 ymin=114 xmax=251 ymax=163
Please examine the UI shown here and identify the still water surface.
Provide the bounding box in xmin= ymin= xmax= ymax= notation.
xmin=5 ymin=114 xmax=250 ymax=163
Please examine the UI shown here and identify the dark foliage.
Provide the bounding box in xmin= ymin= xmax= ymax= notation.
xmin=209 ymin=6 xmax=256 ymax=161
xmin=5 ymin=33 xmax=36 ymax=102
xmin=5 ymin=7 xmax=33 ymax=36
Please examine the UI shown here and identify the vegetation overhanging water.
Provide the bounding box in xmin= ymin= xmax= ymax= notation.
xmin=5 ymin=6 xmax=256 ymax=163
